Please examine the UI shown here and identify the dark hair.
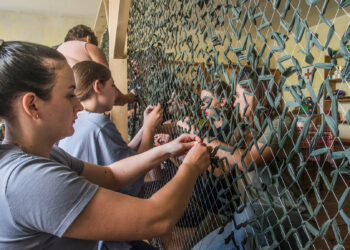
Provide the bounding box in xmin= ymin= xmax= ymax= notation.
xmin=203 ymin=80 xmax=233 ymax=105
xmin=0 ymin=41 xmax=66 ymax=119
xmin=237 ymin=67 xmax=284 ymax=142
xmin=201 ymin=79 xmax=234 ymax=120
xmin=238 ymin=68 xmax=282 ymax=121
xmin=72 ymin=61 xmax=111 ymax=101
xmin=64 ymin=24 xmax=98 ymax=46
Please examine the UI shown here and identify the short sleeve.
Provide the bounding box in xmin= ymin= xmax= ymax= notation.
xmin=50 ymin=145 xmax=85 ymax=174
xmin=96 ymin=122 xmax=137 ymax=165
xmin=6 ymin=156 xmax=98 ymax=237
xmin=257 ymin=118 xmax=279 ymax=151
xmin=257 ymin=117 xmax=293 ymax=153
xmin=228 ymin=126 xmax=244 ymax=147
xmin=97 ymin=123 xmax=143 ymax=196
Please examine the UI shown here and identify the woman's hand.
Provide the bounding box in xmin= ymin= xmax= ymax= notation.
xmin=177 ymin=117 xmax=195 ymax=133
xmin=154 ymin=133 xmax=170 ymax=146
xmin=165 ymin=133 xmax=201 ymax=157
xmin=144 ymin=104 xmax=163 ymax=131
xmin=182 ymin=143 xmax=212 ymax=175
xmin=126 ymin=90 xmax=136 ymax=104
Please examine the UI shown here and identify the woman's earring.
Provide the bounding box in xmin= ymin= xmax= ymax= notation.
xmin=36 ymin=114 xmax=39 ymax=119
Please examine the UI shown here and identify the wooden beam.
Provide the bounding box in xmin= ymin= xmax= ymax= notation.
xmin=109 ymin=0 xmax=130 ymax=59
xmin=103 ymin=0 xmax=109 ymax=22
xmin=109 ymin=59 xmax=129 ymax=142
xmin=108 ymin=0 xmax=131 ymax=142
xmin=93 ymin=0 xmax=107 ymax=45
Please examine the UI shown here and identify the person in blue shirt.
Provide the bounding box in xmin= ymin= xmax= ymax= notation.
xmin=58 ymin=60 xmax=166 ymax=249
xmin=59 ymin=61 xmax=162 ymax=197
xmin=0 ymin=40 xmax=211 ymax=250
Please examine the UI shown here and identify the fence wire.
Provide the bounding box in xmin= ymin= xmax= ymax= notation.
xmin=125 ymin=0 xmax=350 ymax=249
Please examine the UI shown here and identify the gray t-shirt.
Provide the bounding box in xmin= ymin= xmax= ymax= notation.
xmin=230 ymin=116 xmax=302 ymax=208
xmin=0 ymin=144 xmax=99 ymax=250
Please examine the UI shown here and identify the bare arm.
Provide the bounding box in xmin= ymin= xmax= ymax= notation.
xmin=85 ymin=43 xmax=109 ymax=68
xmin=128 ymin=104 xmax=163 ymax=152
xmin=156 ymin=122 xmax=177 ymax=134
xmin=82 ymin=134 xmax=200 ymax=190
xmin=135 ymin=104 xmax=163 ymax=153
xmin=156 ymin=117 xmax=193 ymax=135
xmin=64 ymin=143 xmax=211 ymax=241
xmin=206 ymin=138 xmax=273 ymax=174
xmin=82 ymin=143 xmax=169 ymax=190
xmin=127 ymin=126 xmax=144 ymax=151
xmin=114 ymin=89 xmax=136 ymax=106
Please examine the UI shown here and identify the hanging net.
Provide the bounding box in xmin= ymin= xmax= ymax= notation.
xmin=125 ymin=0 xmax=350 ymax=249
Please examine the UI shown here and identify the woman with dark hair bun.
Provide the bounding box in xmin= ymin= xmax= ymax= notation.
xmin=0 ymin=40 xmax=211 ymax=250
xmin=59 ymin=61 xmax=163 ymax=197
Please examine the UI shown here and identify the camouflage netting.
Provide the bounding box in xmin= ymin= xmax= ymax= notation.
xmin=126 ymin=0 xmax=350 ymax=249
xmin=100 ymin=27 xmax=109 ymax=64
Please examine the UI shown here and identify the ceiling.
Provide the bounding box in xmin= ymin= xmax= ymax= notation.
xmin=0 ymin=0 xmax=101 ymax=19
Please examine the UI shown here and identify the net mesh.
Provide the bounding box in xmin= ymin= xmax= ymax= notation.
xmin=124 ymin=0 xmax=350 ymax=249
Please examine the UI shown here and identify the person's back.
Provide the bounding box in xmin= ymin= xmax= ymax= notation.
xmin=56 ymin=24 xmax=108 ymax=68
xmin=57 ymin=40 xmax=91 ymax=67
xmin=57 ymin=25 xmax=136 ymax=105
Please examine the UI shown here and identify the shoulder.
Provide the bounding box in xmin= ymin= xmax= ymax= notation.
xmin=0 ymin=145 xmax=98 ymax=238
xmin=85 ymin=43 xmax=109 ymax=67
xmin=98 ymin=119 xmax=122 ymax=140
xmin=51 ymin=145 xmax=84 ymax=173
xmin=58 ymin=40 xmax=86 ymax=48
xmin=0 ymin=146 xmax=90 ymax=193
xmin=0 ymin=145 xmax=73 ymax=186
xmin=270 ymin=115 xmax=294 ymax=131
xmin=85 ymin=42 xmax=98 ymax=49
xmin=78 ymin=113 xmax=121 ymax=142
xmin=0 ymin=144 xmax=62 ymax=167
xmin=77 ymin=112 xmax=111 ymax=128
xmin=59 ymin=113 xmax=113 ymax=152
xmin=265 ymin=115 xmax=293 ymax=130
xmin=85 ymin=43 xmax=105 ymax=58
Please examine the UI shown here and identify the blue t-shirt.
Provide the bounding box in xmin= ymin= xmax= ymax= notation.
xmin=59 ymin=112 xmax=144 ymax=196
xmin=0 ymin=144 xmax=99 ymax=250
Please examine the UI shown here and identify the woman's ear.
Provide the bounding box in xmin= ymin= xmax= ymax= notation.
xmin=92 ymin=80 xmax=103 ymax=94
xmin=22 ymin=92 xmax=40 ymax=120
